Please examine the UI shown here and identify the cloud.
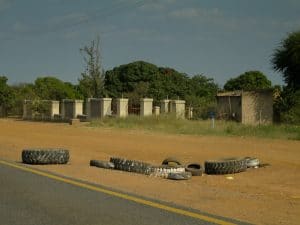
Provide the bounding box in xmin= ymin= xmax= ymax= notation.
xmin=138 ymin=0 xmax=177 ymax=12
xmin=48 ymin=13 xmax=89 ymax=27
xmin=168 ymin=7 xmax=222 ymax=19
xmin=12 ymin=21 xmax=30 ymax=33
xmin=0 ymin=0 xmax=12 ymax=11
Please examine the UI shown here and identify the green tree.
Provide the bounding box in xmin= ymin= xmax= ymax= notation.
xmin=79 ymin=36 xmax=105 ymax=98
xmin=185 ymin=75 xmax=219 ymax=118
xmin=224 ymin=71 xmax=272 ymax=91
xmin=10 ymin=83 xmax=38 ymax=116
xmin=34 ymin=76 xmax=77 ymax=100
xmin=104 ymin=61 xmax=190 ymax=104
xmin=272 ymin=30 xmax=300 ymax=90
xmin=0 ymin=76 xmax=15 ymax=116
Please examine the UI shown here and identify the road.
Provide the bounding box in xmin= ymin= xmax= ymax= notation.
xmin=0 ymin=161 xmax=249 ymax=225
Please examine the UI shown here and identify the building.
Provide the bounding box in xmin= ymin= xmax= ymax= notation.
xmin=216 ymin=90 xmax=273 ymax=125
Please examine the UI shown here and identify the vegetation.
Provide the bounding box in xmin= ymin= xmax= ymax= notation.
xmin=224 ymin=71 xmax=272 ymax=91
xmin=105 ymin=61 xmax=218 ymax=118
xmin=79 ymin=36 xmax=105 ymax=98
xmin=1 ymin=32 xmax=300 ymax=125
xmin=0 ymin=76 xmax=15 ymax=116
xmin=271 ymin=31 xmax=300 ymax=124
xmin=89 ymin=115 xmax=300 ymax=140
xmin=272 ymin=30 xmax=300 ymax=90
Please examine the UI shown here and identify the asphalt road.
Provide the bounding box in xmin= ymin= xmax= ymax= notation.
xmin=0 ymin=161 xmax=250 ymax=225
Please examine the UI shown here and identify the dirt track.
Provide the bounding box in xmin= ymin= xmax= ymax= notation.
xmin=0 ymin=119 xmax=299 ymax=225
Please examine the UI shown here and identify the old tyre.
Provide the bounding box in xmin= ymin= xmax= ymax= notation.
xmin=162 ymin=157 xmax=182 ymax=166
xmin=185 ymin=163 xmax=203 ymax=176
xmin=167 ymin=172 xmax=192 ymax=180
xmin=22 ymin=148 xmax=69 ymax=165
xmin=110 ymin=157 xmax=153 ymax=175
xmin=245 ymin=157 xmax=260 ymax=168
xmin=90 ymin=160 xmax=114 ymax=169
xmin=205 ymin=157 xmax=247 ymax=175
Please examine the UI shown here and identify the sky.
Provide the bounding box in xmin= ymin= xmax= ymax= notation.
xmin=1 ymin=0 xmax=300 ymax=87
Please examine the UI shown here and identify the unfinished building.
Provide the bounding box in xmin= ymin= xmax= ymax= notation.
xmin=216 ymin=90 xmax=273 ymax=125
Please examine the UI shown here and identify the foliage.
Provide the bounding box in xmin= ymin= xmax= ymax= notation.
xmin=10 ymin=83 xmax=38 ymax=116
xmin=0 ymin=76 xmax=15 ymax=116
xmin=224 ymin=71 xmax=272 ymax=91
xmin=274 ymin=87 xmax=300 ymax=124
xmin=185 ymin=75 xmax=218 ymax=118
xmin=271 ymin=30 xmax=300 ymax=124
xmin=79 ymin=37 xmax=105 ymax=98
xmin=34 ymin=76 xmax=77 ymax=100
xmin=272 ymin=30 xmax=300 ymax=90
xmin=105 ymin=61 xmax=218 ymax=118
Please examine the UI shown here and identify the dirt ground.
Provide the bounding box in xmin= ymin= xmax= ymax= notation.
xmin=0 ymin=119 xmax=299 ymax=225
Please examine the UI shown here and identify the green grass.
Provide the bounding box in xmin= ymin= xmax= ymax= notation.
xmin=88 ymin=115 xmax=300 ymax=140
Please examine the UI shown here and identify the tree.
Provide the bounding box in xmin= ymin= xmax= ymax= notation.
xmin=272 ymin=30 xmax=300 ymax=90
xmin=34 ymin=76 xmax=77 ymax=100
xmin=224 ymin=71 xmax=272 ymax=91
xmin=79 ymin=36 xmax=105 ymax=98
xmin=0 ymin=76 xmax=15 ymax=116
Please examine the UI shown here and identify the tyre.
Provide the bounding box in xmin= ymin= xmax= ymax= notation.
xmin=22 ymin=148 xmax=69 ymax=165
xmin=167 ymin=172 xmax=192 ymax=180
xmin=244 ymin=157 xmax=260 ymax=168
xmin=110 ymin=157 xmax=153 ymax=175
xmin=185 ymin=163 xmax=203 ymax=176
xmin=90 ymin=160 xmax=115 ymax=169
xmin=204 ymin=157 xmax=247 ymax=175
xmin=162 ymin=157 xmax=182 ymax=166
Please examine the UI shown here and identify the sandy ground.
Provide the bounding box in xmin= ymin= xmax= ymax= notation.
xmin=0 ymin=119 xmax=299 ymax=225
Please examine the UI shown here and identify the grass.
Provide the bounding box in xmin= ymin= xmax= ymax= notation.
xmin=88 ymin=115 xmax=300 ymax=140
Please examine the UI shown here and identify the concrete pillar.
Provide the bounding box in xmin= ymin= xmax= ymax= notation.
xmin=62 ymin=99 xmax=83 ymax=119
xmin=23 ymin=100 xmax=32 ymax=120
xmin=100 ymin=98 xmax=112 ymax=118
xmin=187 ymin=107 xmax=193 ymax=119
xmin=85 ymin=98 xmax=92 ymax=119
xmin=171 ymin=100 xmax=186 ymax=119
xmin=160 ymin=100 xmax=170 ymax=113
xmin=50 ymin=101 xmax=60 ymax=118
xmin=140 ymin=98 xmax=153 ymax=116
xmin=74 ymin=100 xmax=83 ymax=118
xmin=154 ymin=106 xmax=160 ymax=116
xmin=116 ymin=98 xmax=128 ymax=118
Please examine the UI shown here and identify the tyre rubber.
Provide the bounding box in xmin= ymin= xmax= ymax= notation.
xmin=185 ymin=163 xmax=203 ymax=176
xmin=22 ymin=148 xmax=69 ymax=165
xmin=90 ymin=160 xmax=115 ymax=169
xmin=205 ymin=157 xmax=247 ymax=175
xmin=161 ymin=157 xmax=182 ymax=166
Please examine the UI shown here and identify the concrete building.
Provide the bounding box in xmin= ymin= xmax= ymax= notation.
xmin=61 ymin=99 xmax=83 ymax=120
xmin=170 ymin=100 xmax=186 ymax=119
xmin=116 ymin=98 xmax=128 ymax=117
xmin=216 ymin=90 xmax=273 ymax=125
xmin=140 ymin=98 xmax=153 ymax=116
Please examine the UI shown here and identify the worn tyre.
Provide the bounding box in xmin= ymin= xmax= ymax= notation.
xmin=185 ymin=163 xmax=203 ymax=176
xmin=90 ymin=160 xmax=114 ymax=169
xmin=162 ymin=157 xmax=182 ymax=166
xmin=22 ymin=148 xmax=69 ymax=165
xmin=245 ymin=157 xmax=260 ymax=168
xmin=205 ymin=157 xmax=247 ymax=175
xmin=110 ymin=157 xmax=153 ymax=175
xmin=167 ymin=172 xmax=192 ymax=180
